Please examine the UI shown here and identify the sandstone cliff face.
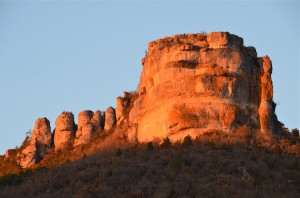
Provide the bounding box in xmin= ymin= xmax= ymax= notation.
xmin=54 ymin=112 xmax=76 ymax=150
xmin=18 ymin=117 xmax=52 ymax=168
xmin=74 ymin=110 xmax=104 ymax=146
xmin=128 ymin=32 xmax=279 ymax=142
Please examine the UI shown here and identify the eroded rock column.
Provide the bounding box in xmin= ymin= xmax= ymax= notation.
xmin=74 ymin=110 xmax=103 ymax=146
xmin=104 ymin=107 xmax=116 ymax=131
xmin=18 ymin=117 xmax=52 ymax=168
xmin=116 ymin=97 xmax=125 ymax=124
xmin=54 ymin=112 xmax=75 ymax=150
xmin=258 ymin=56 xmax=274 ymax=134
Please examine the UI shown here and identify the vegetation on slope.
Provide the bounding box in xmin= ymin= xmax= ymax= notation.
xmin=0 ymin=131 xmax=300 ymax=198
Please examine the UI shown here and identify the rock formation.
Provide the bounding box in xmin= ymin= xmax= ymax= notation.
xmin=127 ymin=32 xmax=280 ymax=142
xmin=116 ymin=97 xmax=125 ymax=124
xmin=258 ymin=56 xmax=276 ymax=134
xmin=18 ymin=117 xmax=52 ymax=168
xmin=74 ymin=110 xmax=104 ymax=146
xmin=54 ymin=112 xmax=76 ymax=150
xmin=104 ymin=107 xmax=116 ymax=131
xmin=5 ymin=149 xmax=14 ymax=159
xmin=9 ymin=31 xmax=282 ymax=169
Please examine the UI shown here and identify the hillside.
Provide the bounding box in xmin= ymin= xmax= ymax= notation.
xmin=0 ymin=137 xmax=300 ymax=198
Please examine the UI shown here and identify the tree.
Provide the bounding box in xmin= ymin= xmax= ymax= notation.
xmin=182 ymin=135 xmax=192 ymax=147
xmin=161 ymin=137 xmax=172 ymax=148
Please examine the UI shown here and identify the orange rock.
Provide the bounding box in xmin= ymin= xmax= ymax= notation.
xmin=18 ymin=117 xmax=52 ymax=168
xmin=74 ymin=110 xmax=103 ymax=146
xmin=104 ymin=107 xmax=116 ymax=131
xmin=128 ymin=32 xmax=280 ymax=143
xmin=54 ymin=112 xmax=75 ymax=150
xmin=258 ymin=56 xmax=275 ymax=135
xmin=116 ymin=97 xmax=125 ymax=124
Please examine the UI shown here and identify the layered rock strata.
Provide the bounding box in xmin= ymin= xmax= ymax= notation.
xmin=128 ymin=32 xmax=280 ymax=142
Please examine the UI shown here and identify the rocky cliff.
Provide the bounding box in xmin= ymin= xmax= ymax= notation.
xmin=17 ymin=118 xmax=52 ymax=168
xmin=127 ymin=32 xmax=281 ymax=142
xmin=9 ymin=32 xmax=282 ymax=168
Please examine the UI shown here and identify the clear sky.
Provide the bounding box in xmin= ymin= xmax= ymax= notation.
xmin=0 ymin=0 xmax=299 ymax=154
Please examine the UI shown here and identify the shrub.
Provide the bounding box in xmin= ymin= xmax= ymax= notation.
xmin=146 ymin=142 xmax=154 ymax=151
xmin=182 ymin=135 xmax=192 ymax=147
xmin=0 ymin=174 xmax=23 ymax=185
xmin=115 ymin=148 xmax=122 ymax=156
xmin=160 ymin=137 xmax=172 ymax=148
xmin=200 ymin=31 xmax=207 ymax=36
xmin=292 ymin=128 xmax=299 ymax=138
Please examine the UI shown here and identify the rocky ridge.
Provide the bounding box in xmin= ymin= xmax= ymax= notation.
xmin=6 ymin=32 xmax=282 ymax=168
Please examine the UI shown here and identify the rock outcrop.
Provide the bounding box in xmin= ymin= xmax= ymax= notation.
xmin=74 ymin=110 xmax=104 ymax=146
xmin=10 ymin=31 xmax=283 ymax=169
xmin=5 ymin=149 xmax=15 ymax=159
xmin=104 ymin=107 xmax=116 ymax=131
xmin=128 ymin=32 xmax=280 ymax=142
xmin=18 ymin=117 xmax=52 ymax=168
xmin=54 ymin=112 xmax=76 ymax=150
xmin=258 ymin=56 xmax=276 ymax=135
xmin=116 ymin=97 xmax=125 ymax=124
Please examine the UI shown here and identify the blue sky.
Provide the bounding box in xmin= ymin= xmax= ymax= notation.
xmin=0 ymin=0 xmax=299 ymax=154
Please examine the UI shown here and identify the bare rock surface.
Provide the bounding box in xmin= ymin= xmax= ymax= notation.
xmin=116 ymin=97 xmax=125 ymax=124
xmin=104 ymin=107 xmax=116 ymax=131
xmin=18 ymin=117 xmax=52 ymax=168
xmin=10 ymin=31 xmax=283 ymax=169
xmin=54 ymin=112 xmax=75 ymax=150
xmin=128 ymin=32 xmax=280 ymax=142
xmin=74 ymin=110 xmax=104 ymax=146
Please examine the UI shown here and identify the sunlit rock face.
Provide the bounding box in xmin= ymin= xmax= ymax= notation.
xmin=116 ymin=97 xmax=125 ymax=125
xmin=54 ymin=112 xmax=76 ymax=150
xmin=128 ymin=32 xmax=280 ymax=142
xmin=104 ymin=107 xmax=116 ymax=131
xmin=74 ymin=110 xmax=104 ymax=146
xmin=18 ymin=117 xmax=52 ymax=168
